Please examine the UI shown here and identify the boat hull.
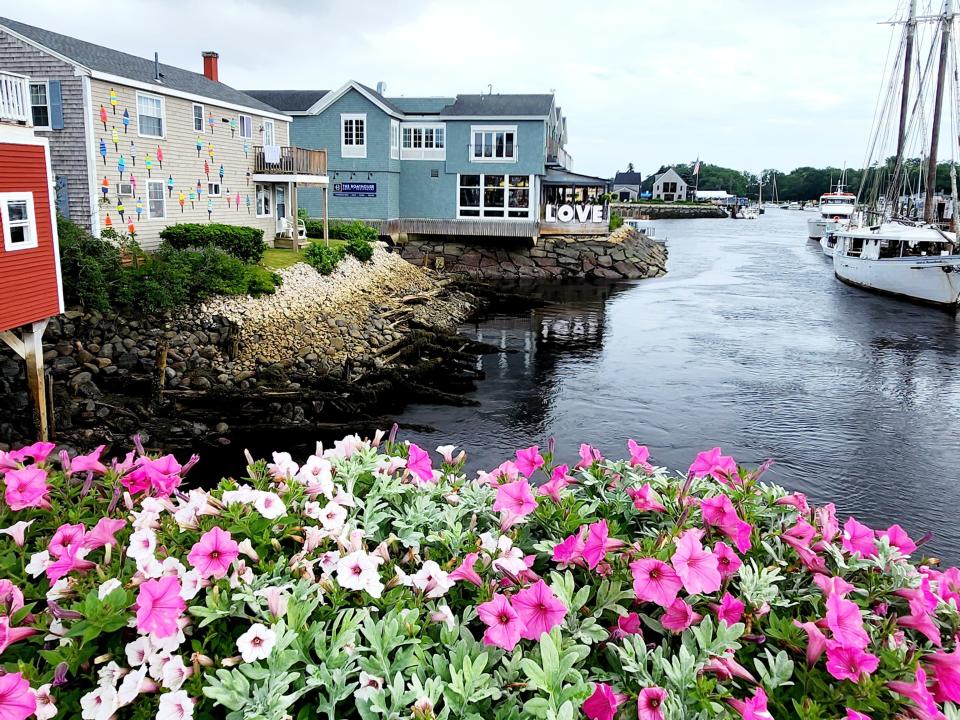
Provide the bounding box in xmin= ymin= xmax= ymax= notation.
xmin=833 ymin=253 xmax=960 ymax=308
xmin=819 ymin=235 xmax=836 ymax=257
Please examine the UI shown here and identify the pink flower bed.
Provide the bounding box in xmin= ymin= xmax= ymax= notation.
xmin=0 ymin=434 xmax=956 ymax=719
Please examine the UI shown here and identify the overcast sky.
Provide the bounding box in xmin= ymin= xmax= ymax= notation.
xmin=2 ymin=0 xmax=910 ymax=177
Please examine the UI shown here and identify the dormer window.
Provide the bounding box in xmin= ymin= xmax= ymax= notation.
xmin=341 ymin=114 xmax=366 ymax=158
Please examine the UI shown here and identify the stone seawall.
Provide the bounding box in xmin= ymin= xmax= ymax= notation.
xmin=399 ymin=226 xmax=668 ymax=281
xmin=612 ymin=203 xmax=727 ymax=219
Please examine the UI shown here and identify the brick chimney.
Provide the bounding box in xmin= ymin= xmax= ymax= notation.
xmin=202 ymin=51 xmax=219 ymax=82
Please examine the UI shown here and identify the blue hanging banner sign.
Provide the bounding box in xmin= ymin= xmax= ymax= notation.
xmin=333 ymin=182 xmax=377 ymax=197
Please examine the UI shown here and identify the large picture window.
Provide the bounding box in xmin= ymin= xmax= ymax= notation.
xmin=146 ymin=180 xmax=165 ymax=219
xmin=458 ymin=174 xmax=531 ymax=219
xmin=470 ymin=125 xmax=516 ymax=162
xmin=137 ymin=92 xmax=164 ymax=138
xmin=341 ymin=114 xmax=366 ymax=158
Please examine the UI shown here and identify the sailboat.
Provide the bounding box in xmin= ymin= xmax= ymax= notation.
xmin=834 ymin=0 xmax=960 ymax=309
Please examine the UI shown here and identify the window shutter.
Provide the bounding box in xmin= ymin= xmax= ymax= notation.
xmin=48 ymin=80 xmax=64 ymax=129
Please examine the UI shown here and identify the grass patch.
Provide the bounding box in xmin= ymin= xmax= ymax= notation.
xmin=261 ymin=241 xmax=348 ymax=271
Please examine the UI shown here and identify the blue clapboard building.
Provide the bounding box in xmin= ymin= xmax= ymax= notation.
xmin=246 ymin=81 xmax=609 ymax=241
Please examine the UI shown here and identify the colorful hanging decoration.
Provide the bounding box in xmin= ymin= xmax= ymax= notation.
xmin=189 ymin=190 xmax=196 ymax=210
xmin=101 ymin=176 xmax=109 ymax=200
xmin=196 ymin=179 xmax=202 ymax=197
xmin=130 ymin=174 xmax=137 ymax=195
xmin=207 ymin=112 xmax=215 ymax=133
xmin=117 ymin=199 xmax=125 ymax=221
xmin=243 ymin=141 xmax=249 ymax=158
xmin=245 ymin=170 xmax=251 ymax=185
xmin=156 ymin=146 xmax=164 ymax=170
xmin=117 ymin=155 xmax=125 ymax=180
xmin=196 ymin=136 xmax=203 ymax=158
xmin=166 ymin=175 xmax=174 ymax=197
xmin=127 ymin=221 xmax=136 ymax=237
xmin=104 ymin=213 xmax=112 ymax=228
xmin=203 ymin=160 xmax=210 ymax=180
xmin=226 ymin=193 xmax=231 ymax=209
xmin=122 ymin=109 xmax=129 ymax=134
xmin=218 ymin=164 xmax=224 ymax=182
xmin=245 ymin=194 xmax=251 ymax=214
xmin=207 ymin=198 xmax=213 ymax=221
xmin=111 ymin=127 xmax=119 ymax=152
xmin=99 ymin=105 xmax=107 ymax=130
xmin=178 ymin=190 xmax=185 ymax=212
xmin=229 ymin=118 xmax=236 ymax=137
xmin=234 ymin=191 xmax=240 ymax=211
xmin=136 ymin=197 xmax=143 ymax=221
xmin=99 ymin=138 xmax=107 ymax=164
xmin=207 ymin=143 xmax=214 ymax=160
xmin=145 ymin=153 xmax=153 ymax=178
xmin=109 ymin=88 xmax=117 ymax=114
xmin=130 ymin=141 xmax=136 ymax=166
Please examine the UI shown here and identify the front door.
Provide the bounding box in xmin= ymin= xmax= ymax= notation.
xmin=275 ymin=185 xmax=286 ymax=221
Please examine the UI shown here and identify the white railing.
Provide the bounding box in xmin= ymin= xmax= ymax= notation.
xmin=0 ymin=72 xmax=31 ymax=125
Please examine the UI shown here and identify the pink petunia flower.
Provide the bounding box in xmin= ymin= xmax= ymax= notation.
xmin=661 ymin=598 xmax=700 ymax=632
xmin=449 ymin=553 xmax=483 ymax=587
xmin=45 ymin=549 xmax=95 ymax=583
xmin=135 ymin=576 xmax=186 ymax=638
xmin=713 ymin=541 xmax=742 ymax=578
xmin=552 ymin=531 xmax=586 ymax=567
xmin=582 ymin=683 xmax=627 ymax=720
xmin=671 ymin=529 xmax=721 ymax=595
xmin=845 ymin=711 xmax=872 ymax=720
xmin=405 ymin=444 xmax=434 ymax=485
xmin=897 ymin=610 xmax=942 ymax=647
xmin=878 ymin=524 xmax=917 ymax=556
xmin=713 ymin=593 xmax=745 ymax=626
xmin=3 ymin=467 xmax=50 ymax=511
xmin=581 ymin=520 xmax=624 ymax=570
xmin=49 ymin=523 xmax=86 ymax=558
xmin=492 ymin=479 xmax=537 ymax=519
xmin=514 ymin=446 xmax=544 ymax=478
xmin=688 ymin=447 xmax=738 ymax=484
xmin=187 ymin=527 xmax=239 ymax=579
xmin=888 ymin=667 xmax=942 ymax=719
xmin=826 ymin=593 xmax=870 ymax=649
xmin=630 ymin=558 xmax=683 ymax=608
xmin=0 ymin=672 xmax=36 ymax=720
xmin=512 ymin=580 xmax=567 ymax=640
xmin=610 ymin=612 xmax=643 ymax=639
xmin=539 ymin=465 xmax=574 ymax=502
xmin=793 ymin=620 xmax=828 ymax=665
xmin=575 ymin=444 xmax=603 ymax=470
xmin=728 ymin=687 xmax=773 ymax=720
xmin=775 ymin=493 xmax=810 ymax=513
xmin=841 ymin=518 xmax=877 ymax=558
xmin=82 ymin=518 xmax=127 ymax=551
xmin=814 ymin=503 xmax=839 ymax=547
xmin=700 ymin=495 xmax=752 ymax=552
xmin=476 ymin=593 xmax=525 ymax=652
xmin=627 ymin=440 xmax=653 ymax=472
xmin=626 ymin=484 xmax=666 ymax=513
xmin=10 ymin=441 xmax=57 ymax=466
xmin=69 ymin=445 xmax=108 ymax=475
xmin=825 ymin=640 xmax=880 ymax=682
xmin=813 ymin=574 xmax=856 ymax=599
xmin=637 ymin=686 xmax=668 ymax=720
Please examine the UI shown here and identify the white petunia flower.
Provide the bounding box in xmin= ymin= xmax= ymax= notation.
xmin=319 ymin=501 xmax=347 ymax=533
xmin=161 ymin=655 xmax=192 ymax=690
xmin=221 ymin=484 xmax=258 ymax=506
xmin=253 ymin=492 xmax=286 ymax=519
xmin=411 ymin=560 xmax=454 ymax=599
xmin=97 ymin=661 xmax=127 ymax=687
xmin=116 ymin=665 xmax=148 ymax=706
xmin=268 ymin=452 xmax=299 ymax=480
xmin=297 ymin=455 xmax=334 ymax=497
xmin=335 ymin=551 xmax=384 ymax=598
xmin=303 ymin=501 xmax=322 ymax=520
xmin=156 ymin=690 xmax=195 ymax=720
xmin=126 ymin=528 xmax=156 ymax=560
xmin=126 ymin=636 xmax=153 ymax=667
xmin=97 ymin=578 xmax=123 ymax=600
xmin=46 ymin=577 xmax=71 ymax=602
xmin=478 ymin=532 xmax=498 ymax=554
xmin=236 ymin=623 xmax=277 ymax=663
xmin=32 ymin=683 xmax=57 ymax=720
xmin=430 ymin=604 xmax=457 ymax=629
xmin=354 ymin=671 xmax=384 ymax=701
xmin=80 ymin=684 xmax=118 ymax=720
xmin=492 ymin=546 xmax=527 ymax=575
xmin=25 ymin=550 xmax=50 ymax=577
xmin=179 ymin=570 xmax=202 ymax=601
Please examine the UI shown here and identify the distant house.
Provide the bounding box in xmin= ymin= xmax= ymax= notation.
xmin=612 ymin=170 xmax=642 ymax=201
xmin=652 ymin=168 xmax=687 ymax=202
xmin=0 ymin=17 xmax=328 ymax=251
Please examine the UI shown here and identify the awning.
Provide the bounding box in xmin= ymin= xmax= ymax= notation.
xmin=542 ymin=168 xmax=609 ymax=187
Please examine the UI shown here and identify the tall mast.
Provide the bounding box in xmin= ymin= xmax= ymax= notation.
xmin=889 ymin=0 xmax=917 ymax=218
xmin=925 ymin=0 xmax=952 ymax=224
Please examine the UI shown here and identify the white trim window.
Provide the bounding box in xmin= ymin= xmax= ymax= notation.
xmin=146 ymin=180 xmax=165 ymax=219
xmin=0 ymin=192 xmax=38 ymax=251
xmin=207 ymin=182 xmax=221 ymax=197
xmin=263 ymin=119 xmax=276 ymax=146
xmin=117 ymin=181 xmax=134 ymax=197
xmin=29 ymin=82 xmax=50 ymax=130
xmin=457 ymin=174 xmax=531 ymax=219
xmin=239 ymin=114 xmax=253 ymax=140
xmin=255 ymin=183 xmax=271 ymax=217
xmin=192 ymin=103 xmax=205 ymax=133
xmin=341 ymin=113 xmax=366 ymax=158
xmin=137 ymin=92 xmax=165 ymax=138
xmin=400 ymin=122 xmax=445 ymax=161
xmin=390 ymin=119 xmax=399 ymax=160
xmin=470 ymin=125 xmax=517 ymax=162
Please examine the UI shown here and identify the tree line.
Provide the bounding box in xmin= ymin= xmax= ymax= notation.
xmin=638 ymin=160 xmax=957 ymax=202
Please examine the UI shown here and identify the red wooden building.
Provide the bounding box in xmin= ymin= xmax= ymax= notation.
xmin=0 ymin=71 xmax=63 ymax=440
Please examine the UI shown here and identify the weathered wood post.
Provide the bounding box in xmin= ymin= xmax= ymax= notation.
xmin=1 ymin=319 xmax=51 ymax=440
xmin=323 ymin=184 xmax=330 ymax=247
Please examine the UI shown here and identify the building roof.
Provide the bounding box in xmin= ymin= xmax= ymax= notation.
xmin=389 ymin=97 xmax=457 ymax=114
xmin=0 ymin=16 xmax=284 ymax=116
xmin=613 ymin=171 xmax=642 ymax=185
xmin=244 ymin=90 xmax=329 ymax=112
xmin=439 ymin=93 xmax=554 ymax=117
xmin=542 ymin=168 xmax=609 ymax=187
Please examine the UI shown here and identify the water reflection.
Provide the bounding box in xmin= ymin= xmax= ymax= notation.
xmin=395 ymin=211 xmax=960 ymax=563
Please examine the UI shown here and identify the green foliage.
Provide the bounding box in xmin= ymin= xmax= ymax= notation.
xmin=345 ymin=236 xmax=374 ymax=262
xmin=303 ymin=241 xmax=346 ymax=275
xmin=609 ymin=211 xmax=623 ymax=232
xmin=305 ymin=219 xmax=379 ymax=244
xmin=56 ymin=214 xmax=122 ymax=311
xmin=160 ymin=223 xmax=266 ymax=264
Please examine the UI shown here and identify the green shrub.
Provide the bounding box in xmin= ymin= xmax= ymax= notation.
xmin=609 ymin=211 xmax=624 ymax=231
xmin=305 ymin=219 xmax=378 ymax=242
xmin=56 ymin=214 xmax=122 ymax=312
xmin=345 ymin=236 xmax=374 ymax=262
xmin=303 ymin=241 xmax=346 ymax=275
xmin=159 ymin=223 xmax=265 ymax=264
xmin=244 ymin=265 xmax=281 ymax=296
xmin=304 ymin=219 xmax=325 ymax=238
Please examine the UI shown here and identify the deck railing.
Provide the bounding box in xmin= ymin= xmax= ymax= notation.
xmin=253 ymin=146 xmax=327 ymax=176
xmin=0 ymin=72 xmax=31 ymax=125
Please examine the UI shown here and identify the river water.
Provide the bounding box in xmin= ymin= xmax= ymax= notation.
xmin=393 ymin=209 xmax=960 ymax=563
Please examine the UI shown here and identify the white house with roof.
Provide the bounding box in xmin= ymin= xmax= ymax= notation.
xmin=0 ymin=16 xmax=328 ymax=250
xmin=652 ymin=167 xmax=688 ymax=202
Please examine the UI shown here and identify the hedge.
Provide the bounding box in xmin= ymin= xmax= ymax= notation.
xmin=159 ymin=223 xmax=266 ymax=264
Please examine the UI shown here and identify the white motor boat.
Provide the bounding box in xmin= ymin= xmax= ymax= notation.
xmin=741 ymin=206 xmax=759 ymax=220
xmin=833 ymin=223 xmax=960 ymax=308
xmin=819 ymin=232 xmax=840 ymax=257
xmin=808 ymin=186 xmax=856 ymax=240
xmin=623 ymin=218 xmax=657 ymax=240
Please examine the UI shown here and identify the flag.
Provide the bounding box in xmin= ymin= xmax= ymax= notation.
xmin=692 ymin=160 xmax=701 ymax=176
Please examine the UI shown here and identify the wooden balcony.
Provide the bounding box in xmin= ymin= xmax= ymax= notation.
xmin=253 ymin=146 xmax=327 ymax=177
xmin=0 ymin=72 xmax=31 ymax=125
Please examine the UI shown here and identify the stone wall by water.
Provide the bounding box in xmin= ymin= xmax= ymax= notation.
xmin=612 ymin=203 xmax=727 ymax=219
xmin=399 ymin=226 xmax=668 ymax=281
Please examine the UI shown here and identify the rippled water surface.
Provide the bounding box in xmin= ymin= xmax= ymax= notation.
xmin=394 ymin=209 xmax=960 ymax=563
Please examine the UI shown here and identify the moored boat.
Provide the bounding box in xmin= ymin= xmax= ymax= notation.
xmin=807 ymin=183 xmax=856 ymax=240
